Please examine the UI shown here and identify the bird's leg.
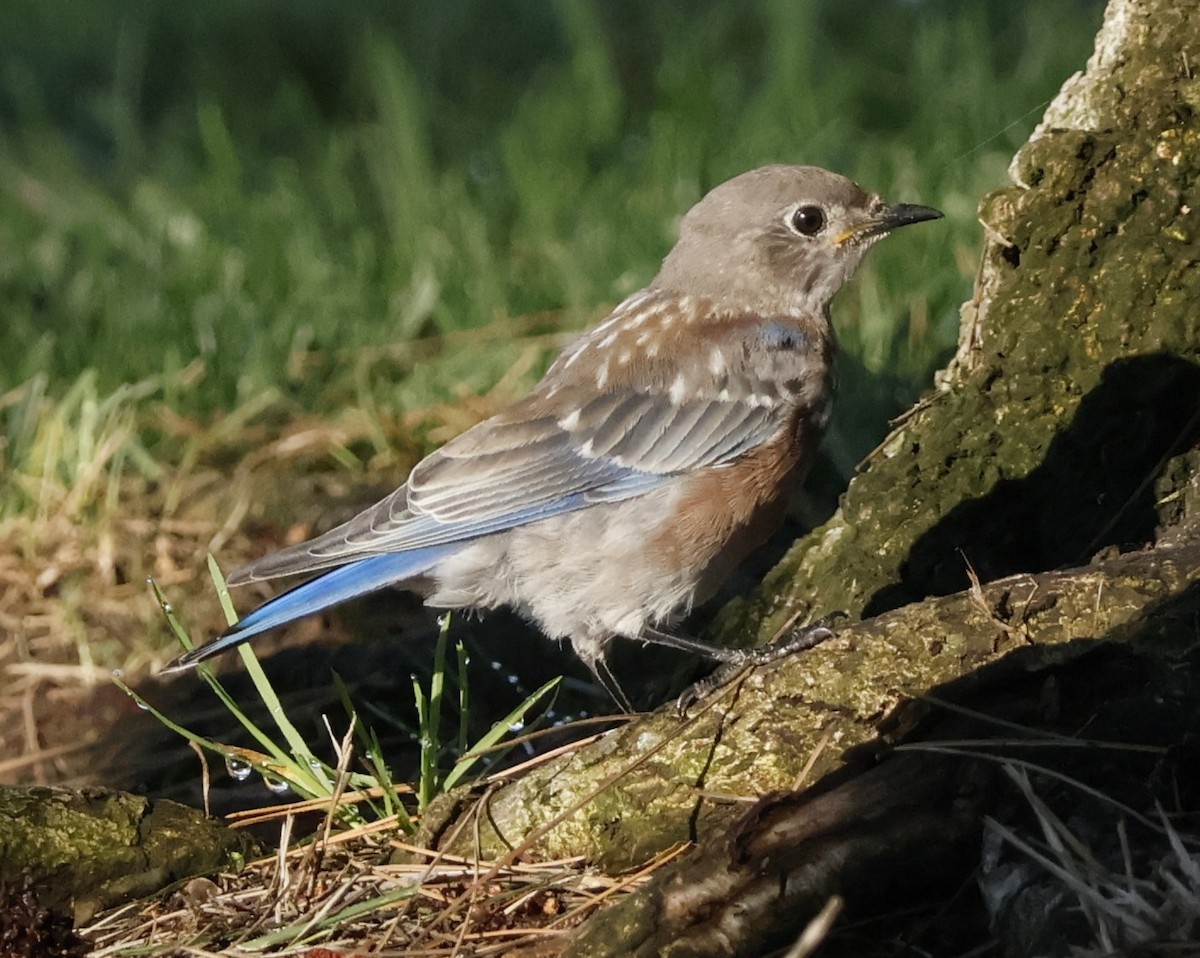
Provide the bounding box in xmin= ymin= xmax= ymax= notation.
xmin=636 ymin=626 xmax=760 ymax=663
xmin=582 ymin=652 xmax=635 ymax=714
xmin=667 ymin=616 xmax=844 ymax=715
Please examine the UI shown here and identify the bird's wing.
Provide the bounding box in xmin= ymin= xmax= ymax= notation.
xmin=227 ymin=380 xmax=780 ymax=585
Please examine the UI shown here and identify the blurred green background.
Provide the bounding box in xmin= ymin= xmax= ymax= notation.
xmin=0 ymin=0 xmax=1103 ymax=518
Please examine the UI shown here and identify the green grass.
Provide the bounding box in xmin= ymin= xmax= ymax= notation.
xmin=125 ymin=560 xmax=560 ymax=828
xmin=0 ymin=1 xmax=1102 ymax=442
xmin=0 ymin=0 xmax=1106 ymax=690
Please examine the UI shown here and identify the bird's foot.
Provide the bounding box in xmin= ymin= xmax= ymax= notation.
xmin=675 ymin=613 xmax=844 ymax=716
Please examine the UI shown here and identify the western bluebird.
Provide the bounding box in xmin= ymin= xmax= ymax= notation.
xmin=165 ymin=165 xmax=941 ymax=706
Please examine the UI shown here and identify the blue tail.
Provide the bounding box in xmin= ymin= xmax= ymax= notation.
xmin=163 ymin=544 xmax=460 ymax=672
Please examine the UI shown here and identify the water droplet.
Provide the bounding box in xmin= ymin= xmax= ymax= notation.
xmin=161 ymin=602 xmax=174 ymax=614
xmin=437 ymin=613 xmax=450 ymax=629
xmin=135 ymin=698 xmax=150 ymax=711
xmin=490 ymin=660 xmax=503 ymax=671
xmin=508 ymin=720 xmax=524 ymax=733
xmin=263 ymin=775 xmax=290 ymax=795
xmin=225 ymin=755 xmax=253 ymax=781
xmin=111 ymin=668 xmax=124 ymax=680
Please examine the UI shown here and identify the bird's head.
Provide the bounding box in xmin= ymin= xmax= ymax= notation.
xmin=653 ymin=164 xmax=942 ymax=316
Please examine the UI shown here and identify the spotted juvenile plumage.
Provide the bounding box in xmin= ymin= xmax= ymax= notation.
xmin=165 ymin=165 xmax=941 ymax=703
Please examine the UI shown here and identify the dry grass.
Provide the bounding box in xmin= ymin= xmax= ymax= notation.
xmin=78 ymin=729 xmax=684 ymax=957
xmin=81 ymin=813 xmax=683 ymax=956
xmin=0 ymin=332 xmax=550 ymax=788
xmin=986 ymin=766 xmax=1200 ymax=957
xmin=0 ymin=490 xmax=224 ymax=785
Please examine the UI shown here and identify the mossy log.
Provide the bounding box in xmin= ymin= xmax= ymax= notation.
xmin=0 ymin=785 xmax=254 ymax=925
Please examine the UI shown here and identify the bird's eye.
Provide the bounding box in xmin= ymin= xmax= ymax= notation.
xmin=790 ymin=205 xmax=825 ymax=236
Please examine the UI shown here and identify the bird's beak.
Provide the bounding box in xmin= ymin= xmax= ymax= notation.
xmin=835 ymin=203 xmax=943 ymax=246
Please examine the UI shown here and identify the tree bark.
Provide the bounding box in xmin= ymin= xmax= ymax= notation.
xmin=560 ymin=549 xmax=1200 ymax=956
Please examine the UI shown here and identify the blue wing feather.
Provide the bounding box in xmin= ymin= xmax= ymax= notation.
xmin=163 ymin=489 xmax=615 ymax=670
xmin=163 ymin=544 xmax=460 ymax=670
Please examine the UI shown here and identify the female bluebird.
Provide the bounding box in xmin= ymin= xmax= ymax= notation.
xmin=165 ymin=165 xmax=940 ymax=703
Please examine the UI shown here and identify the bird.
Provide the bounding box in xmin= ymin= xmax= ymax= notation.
xmin=164 ymin=165 xmax=941 ymax=707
